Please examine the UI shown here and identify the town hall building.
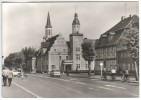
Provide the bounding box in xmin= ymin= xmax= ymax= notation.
xmin=36 ymin=12 xmax=96 ymax=73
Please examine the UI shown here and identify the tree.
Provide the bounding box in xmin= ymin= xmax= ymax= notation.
xmin=81 ymin=41 xmax=95 ymax=77
xmin=21 ymin=47 xmax=37 ymax=72
xmin=120 ymin=23 xmax=139 ymax=81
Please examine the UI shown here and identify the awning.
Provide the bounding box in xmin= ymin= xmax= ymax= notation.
xmin=62 ymin=60 xmax=73 ymax=65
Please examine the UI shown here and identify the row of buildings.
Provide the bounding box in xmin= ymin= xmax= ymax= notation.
xmin=34 ymin=12 xmax=139 ymax=74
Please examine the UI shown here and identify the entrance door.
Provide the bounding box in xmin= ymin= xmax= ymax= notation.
xmin=66 ymin=65 xmax=71 ymax=72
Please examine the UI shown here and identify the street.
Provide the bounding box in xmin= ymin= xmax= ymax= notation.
xmin=2 ymin=73 xmax=139 ymax=98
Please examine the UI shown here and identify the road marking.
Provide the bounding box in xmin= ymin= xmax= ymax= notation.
xmin=130 ymin=94 xmax=139 ymax=97
xmin=57 ymin=78 xmax=70 ymax=81
xmin=76 ymin=82 xmax=86 ymax=85
xmin=105 ymin=85 xmax=126 ymax=89
xmin=88 ymin=87 xmax=93 ymax=89
xmin=96 ymin=80 xmax=115 ymax=84
xmin=97 ymin=86 xmax=113 ymax=91
xmin=13 ymin=82 xmax=41 ymax=98
xmin=91 ymin=79 xmax=99 ymax=80
xmin=70 ymin=78 xmax=77 ymax=81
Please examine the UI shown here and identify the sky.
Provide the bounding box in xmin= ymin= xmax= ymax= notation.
xmin=2 ymin=1 xmax=139 ymax=58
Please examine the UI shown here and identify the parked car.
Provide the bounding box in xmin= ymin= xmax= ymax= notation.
xmin=50 ymin=70 xmax=61 ymax=77
xmin=13 ymin=71 xmax=21 ymax=77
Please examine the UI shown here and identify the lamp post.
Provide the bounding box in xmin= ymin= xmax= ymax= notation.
xmin=41 ymin=58 xmax=43 ymax=73
xmin=59 ymin=53 xmax=61 ymax=71
xmin=100 ymin=62 xmax=103 ymax=78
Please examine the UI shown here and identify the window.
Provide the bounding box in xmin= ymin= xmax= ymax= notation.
xmin=76 ymin=64 xmax=80 ymax=69
xmin=48 ymin=30 xmax=50 ymax=35
xmin=76 ymin=47 xmax=80 ymax=51
xmin=52 ymin=65 xmax=55 ymax=69
xmin=54 ymin=49 xmax=56 ymax=52
xmin=76 ymin=54 xmax=80 ymax=60
xmin=66 ymin=56 xmax=68 ymax=60
xmin=59 ymin=56 xmax=61 ymax=60
xmin=63 ymin=49 xmax=65 ymax=52
xmin=86 ymin=64 xmax=88 ymax=68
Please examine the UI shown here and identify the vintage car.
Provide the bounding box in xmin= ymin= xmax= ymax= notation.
xmin=50 ymin=70 xmax=61 ymax=77
xmin=13 ymin=71 xmax=21 ymax=77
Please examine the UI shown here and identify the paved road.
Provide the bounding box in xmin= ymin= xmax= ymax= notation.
xmin=2 ymin=73 xmax=139 ymax=98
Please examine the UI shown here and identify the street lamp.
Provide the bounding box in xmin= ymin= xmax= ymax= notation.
xmin=41 ymin=58 xmax=43 ymax=73
xmin=100 ymin=62 xmax=103 ymax=78
xmin=59 ymin=53 xmax=61 ymax=71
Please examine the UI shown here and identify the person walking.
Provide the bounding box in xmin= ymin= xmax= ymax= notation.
xmin=125 ymin=68 xmax=130 ymax=82
xmin=2 ymin=67 xmax=9 ymax=86
xmin=21 ymin=71 xmax=24 ymax=80
xmin=121 ymin=69 xmax=126 ymax=83
xmin=8 ymin=68 xmax=14 ymax=86
xmin=102 ymin=67 xmax=107 ymax=80
xmin=111 ymin=66 xmax=116 ymax=81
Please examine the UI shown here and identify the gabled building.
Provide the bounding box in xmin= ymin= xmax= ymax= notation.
xmin=36 ymin=12 xmax=96 ymax=73
xmin=95 ymin=15 xmax=139 ymax=72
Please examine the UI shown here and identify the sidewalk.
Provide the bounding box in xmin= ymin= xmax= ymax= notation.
xmin=61 ymin=73 xmax=139 ymax=84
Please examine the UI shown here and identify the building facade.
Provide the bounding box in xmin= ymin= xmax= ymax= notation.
xmin=95 ymin=15 xmax=139 ymax=73
xmin=36 ymin=12 xmax=96 ymax=73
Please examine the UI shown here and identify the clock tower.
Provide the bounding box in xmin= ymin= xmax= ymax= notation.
xmin=69 ymin=13 xmax=85 ymax=70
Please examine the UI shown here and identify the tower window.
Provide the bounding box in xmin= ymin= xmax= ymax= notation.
xmin=66 ymin=56 xmax=68 ymax=60
xmin=76 ymin=54 xmax=80 ymax=60
xmin=63 ymin=49 xmax=65 ymax=52
xmin=76 ymin=47 xmax=80 ymax=51
xmin=59 ymin=56 xmax=61 ymax=60
xmin=76 ymin=64 xmax=80 ymax=69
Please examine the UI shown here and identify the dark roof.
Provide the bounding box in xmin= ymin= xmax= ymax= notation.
xmin=45 ymin=12 xmax=52 ymax=28
xmin=72 ymin=13 xmax=80 ymax=25
xmin=96 ymin=15 xmax=138 ymax=48
xmin=44 ymin=34 xmax=59 ymax=54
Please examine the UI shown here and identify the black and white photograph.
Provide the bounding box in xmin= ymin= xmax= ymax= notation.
xmin=1 ymin=0 xmax=139 ymax=98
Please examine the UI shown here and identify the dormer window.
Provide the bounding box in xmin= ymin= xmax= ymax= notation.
xmin=110 ymin=31 xmax=115 ymax=35
xmin=102 ymin=34 xmax=107 ymax=38
xmin=108 ymin=32 xmax=115 ymax=41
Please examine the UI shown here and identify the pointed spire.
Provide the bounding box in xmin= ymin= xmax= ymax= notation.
xmin=45 ymin=12 xmax=52 ymax=28
xmin=72 ymin=13 xmax=80 ymax=25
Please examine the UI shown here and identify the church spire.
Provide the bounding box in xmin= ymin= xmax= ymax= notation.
xmin=45 ymin=12 xmax=52 ymax=28
xmin=44 ymin=12 xmax=52 ymax=41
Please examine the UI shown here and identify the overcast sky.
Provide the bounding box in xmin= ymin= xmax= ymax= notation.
xmin=2 ymin=1 xmax=138 ymax=57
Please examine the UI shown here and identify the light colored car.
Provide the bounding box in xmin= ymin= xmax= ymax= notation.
xmin=13 ymin=71 xmax=21 ymax=77
xmin=50 ymin=70 xmax=61 ymax=77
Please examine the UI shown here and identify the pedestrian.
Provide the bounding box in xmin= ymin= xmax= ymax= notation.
xmin=111 ymin=66 xmax=116 ymax=81
xmin=102 ymin=67 xmax=107 ymax=80
xmin=2 ymin=67 xmax=9 ymax=86
xmin=21 ymin=71 xmax=24 ymax=80
xmin=121 ymin=69 xmax=126 ymax=83
xmin=8 ymin=68 xmax=14 ymax=86
xmin=125 ymin=68 xmax=130 ymax=82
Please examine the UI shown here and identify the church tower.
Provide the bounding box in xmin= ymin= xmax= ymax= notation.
xmin=44 ymin=12 xmax=52 ymax=41
xmin=72 ymin=13 xmax=80 ymax=34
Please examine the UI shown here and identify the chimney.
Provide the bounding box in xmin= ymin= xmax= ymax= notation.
xmin=121 ymin=16 xmax=125 ymax=20
xmin=129 ymin=14 xmax=132 ymax=17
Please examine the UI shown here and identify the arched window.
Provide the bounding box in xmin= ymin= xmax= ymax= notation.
xmin=48 ymin=30 xmax=50 ymax=35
